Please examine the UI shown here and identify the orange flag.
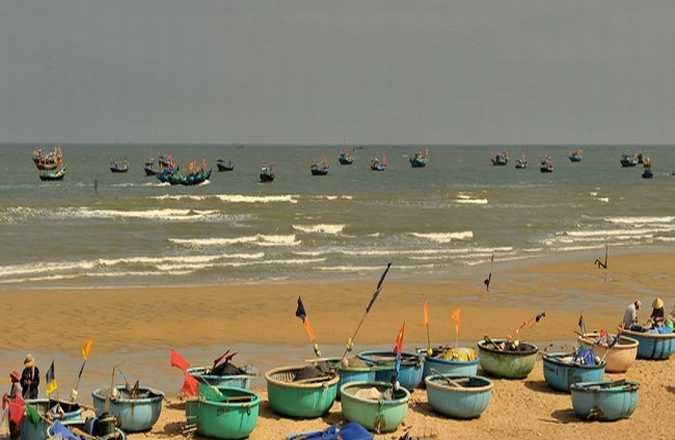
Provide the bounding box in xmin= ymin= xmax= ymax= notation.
xmin=393 ymin=321 xmax=406 ymax=354
xmin=81 ymin=340 xmax=93 ymax=361
xmin=423 ymin=300 xmax=429 ymax=327
xmin=303 ymin=319 xmax=317 ymax=342
xmin=451 ymin=309 xmax=461 ymax=334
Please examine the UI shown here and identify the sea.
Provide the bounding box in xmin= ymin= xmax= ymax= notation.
xmin=1 ymin=144 xmax=674 ymax=289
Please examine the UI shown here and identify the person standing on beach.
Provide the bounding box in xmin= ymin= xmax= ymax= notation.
xmin=623 ymin=299 xmax=641 ymax=330
xmin=2 ymin=370 xmax=23 ymax=440
xmin=20 ymin=354 xmax=39 ymax=399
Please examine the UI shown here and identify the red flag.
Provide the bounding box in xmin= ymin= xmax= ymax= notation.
xmin=393 ymin=321 xmax=406 ymax=354
xmin=170 ymin=349 xmax=190 ymax=373
xmin=181 ymin=373 xmax=198 ymax=396
xmin=8 ymin=395 xmax=25 ymax=425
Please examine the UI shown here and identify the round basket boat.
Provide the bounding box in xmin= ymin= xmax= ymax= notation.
xmin=570 ymin=380 xmax=639 ymax=421
xmin=621 ymin=329 xmax=674 ymax=360
xmin=340 ymin=381 xmax=410 ymax=433
xmin=356 ymin=351 xmax=424 ymax=390
xmin=477 ymin=339 xmax=538 ymax=379
xmin=21 ymin=399 xmax=85 ymax=440
xmin=336 ymin=364 xmax=377 ymax=399
xmin=425 ymin=374 xmax=493 ymax=419
xmin=421 ymin=347 xmax=479 ymax=380
xmin=92 ymin=386 xmax=164 ymax=432
xmin=187 ymin=387 xmax=260 ymax=440
xmin=577 ymin=333 xmax=638 ymax=373
xmin=542 ymin=352 xmax=606 ymax=392
xmin=265 ymin=365 xmax=339 ymax=418
xmin=188 ymin=366 xmax=254 ymax=390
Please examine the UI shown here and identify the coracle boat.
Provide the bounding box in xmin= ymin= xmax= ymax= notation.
xmin=92 ymin=385 xmax=164 ymax=432
xmin=338 ymin=150 xmax=353 ymax=165
xmin=420 ymin=346 xmax=479 ymax=381
xmin=620 ymin=153 xmax=638 ymax=167
xmin=185 ymin=386 xmax=260 ymax=440
xmin=409 ymin=148 xmax=429 ymax=168
xmin=259 ymin=166 xmax=275 ymax=182
xmin=622 ymin=328 xmax=674 ymax=360
xmin=491 ymin=152 xmax=509 ymax=166
xmin=570 ymin=380 xmax=639 ymax=421
xmin=542 ymin=351 xmax=606 ymax=392
xmin=188 ymin=365 xmax=256 ymax=391
xmin=577 ymin=333 xmax=638 ymax=373
xmin=110 ymin=160 xmax=129 ymax=173
xmin=569 ymin=149 xmax=583 ymax=162
xmin=357 ymin=351 xmax=424 ymax=390
xmin=425 ymin=374 xmax=493 ymax=419
xmin=216 ymin=159 xmax=235 ymax=172
xmin=310 ymin=159 xmax=329 ymax=176
xmin=265 ymin=365 xmax=339 ymax=418
xmin=515 ymin=157 xmax=528 ymax=169
xmin=340 ymin=381 xmax=410 ymax=433
xmin=21 ymin=399 xmax=85 ymax=440
xmin=335 ymin=363 xmax=376 ymax=399
xmin=39 ymin=166 xmax=66 ymax=181
xmin=540 ymin=155 xmax=554 ymax=173
xmin=477 ymin=338 xmax=538 ymax=379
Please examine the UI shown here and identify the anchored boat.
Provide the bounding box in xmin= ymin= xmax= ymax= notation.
xmin=370 ymin=154 xmax=388 ymax=171
xmin=259 ymin=166 xmax=275 ymax=182
xmin=477 ymin=338 xmax=538 ymax=379
xmin=570 ymin=380 xmax=639 ymax=421
xmin=620 ymin=153 xmax=638 ymax=167
xmin=491 ymin=151 xmax=509 ymax=166
xmin=310 ymin=158 xmax=329 ymax=176
xmin=338 ymin=150 xmax=353 ymax=165
xmin=425 ymin=374 xmax=493 ymax=419
xmin=110 ymin=160 xmax=129 ymax=173
xmin=21 ymin=399 xmax=85 ymax=440
xmin=409 ymin=148 xmax=429 ymax=168
xmin=32 ymin=145 xmax=63 ymax=170
xmin=340 ymin=381 xmax=410 ymax=433
xmin=188 ymin=365 xmax=256 ymax=391
xmin=216 ymin=159 xmax=235 ymax=172
xmin=540 ymin=155 xmax=554 ymax=173
xmin=39 ymin=166 xmax=66 ymax=181
xmin=92 ymin=385 xmax=164 ymax=432
xmin=515 ymin=156 xmax=528 ymax=169
xmin=642 ymin=157 xmax=654 ymax=179
xmin=420 ymin=347 xmax=479 ymax=381
xmin=569 ymin=149 xmax=583 ymax=162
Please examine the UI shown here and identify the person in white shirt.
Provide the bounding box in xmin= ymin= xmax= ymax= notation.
xmin=623 ymin=299 xmax=641 ymax=330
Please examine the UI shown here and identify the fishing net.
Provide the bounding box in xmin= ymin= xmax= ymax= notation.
xmin=437 ymin=347 xmax=477 ymax=361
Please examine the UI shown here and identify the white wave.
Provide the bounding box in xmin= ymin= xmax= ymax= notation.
xmin=455 ymin=198 xmax=488 ymax=205
xmin=86 ymin=270 xmax=195 ymax=277
xmin=596 ymin=197 xmax=609 ymax=203
xmin=97 ymin=252 xmax=265 ymax=267
xmin=605 ymin=216 xmax=675 ymax=225
xmin=655 ymin=237 xmax=675 ymax=242
xmin=367 ymin=233 xmax=381 ymax=237
xmin=546 ymin=234 xmax=654 ymax=245
xmin=589 ymin=192 xmax=598 ymax=197
xmin=0 ymin=274 xmax=81 ymax=284
xmin=155 ymin=258 xmax=325 ymax=272
xmin=170 ymin=234 xmax=300 ymax=247
xmin=215 ymin=194 xmax=298 ymax=204
xmin=111 ymin=182 xmax=168 ymax=188
xmin=0 ymin=260 xmax=97 ymax=278
xmin=151 ymin=194 xmax=208 ymax=201
xmin=563 ymin=227 xmax=674 ymax=238
xmin=318 ymin=265 xmax=387 ymax=272
xmin=409 ymin=231 xmax=474 ymax=243
xmin=308 ymin=195 xmax=353 ymax=201
xmin=4 ymin=207 xmax=225 ymax=222
xmin=292 ymin=224 xmax=346 ymax=235
xmin=553 ymin=245 xmax=608 ymax=252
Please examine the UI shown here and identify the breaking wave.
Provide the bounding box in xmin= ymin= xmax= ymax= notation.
xmin=409 ymin=231 xmax=474 ymax=243
xmin=169 ymin=234 xmax=300 ymax=247
xmin=292 ymin=224 xmax=346 ymax=235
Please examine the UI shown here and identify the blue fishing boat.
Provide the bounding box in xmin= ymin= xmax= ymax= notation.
xmin=92 ymin=386 xmax=164 ymax=432
xmin=340 ymin=381 xmax=410 ymax=433
xmin=641 ymin=157 xmax=654 ymax=179
xmin=569 ymin=149 xmax=583 ymax=162
xmin=542 ymin=352 xmax=606 ymax=392
xmin=622 ymin=329 xmax=674 ymax=360
xmin=187 ymin=365 xmax=255 ymax=390
xmin=336 ymin=364 xmax=376 ymax=398
xmin=409 ymin=148 xmax=429 ymax=168
xmin=425 ymin=374 xmax=493 ymax=419
xmin=570 ymin=380 xmax=639 ymax=421
xmin=356 ymin=351 xmax=424 ymax=390
xmin=515 ymin=156 xmax=528 ymax=169
xmin=21 ymin=399 xmax=85 ymax=440
xmin=421 ymin=347 xmax=479 ymax=380
xmin=265 ymin=365 xmax=339 ymax=418
xmin=39 ymin=166 xmax=66 ymax=181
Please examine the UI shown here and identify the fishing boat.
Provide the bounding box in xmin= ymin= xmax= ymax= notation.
xmin=420 ymin=347 xmax=479 ymax=380
xmin=577 ymin=333 xmax=638 ymax=373
xmin=47 ymin=419 xmax=126 ymax=440
xmin=620 ymin=153 xmax=638 ymax=167
xmin=642 ymin=157 xmax=654 ymax=179
xmin=187 ymin=365 xmax=256 ymax=391
xmin=165 ymin=161 xmax=211 ymax=186
xmin=32 ymin=145 xmax=63 ymax=170
xmin=92 ymin=385 xmax=164 ymax=432
xmin=340 ymin=382 xmax=410 ymax=433
xmin=265 ymin=365 xmax=339 ymax=418
xmin=310 ymin=158 xmax=329 ymax=176
xmin=110 ymin=160 xmax=129 ymax=173
xmin=491 ymin=151 xmax=509 ymax=166
xmin=158 ymin=155 xmax=173 ymax=168
xmin=39 ymin=166 xmax=66 ymax=181
xmin=335 ymin=364 xmax=376 ymax=399
xmin=540 ymin=155 xmax=554 ymax=173
xmin=515 ymin=156 xmax=528 ymax=169
xmin=542 ymin=352 xmax=606 ymax=392
xmin=356 ymin=351 xmax=424 ymax=390
xmin=216 ymin=159 xmax=235 ymax=172
xmin=636 ymin=152 xmax=645 ymax=164
xmin=409 ymin=148 xmax=429 ymax=168
xmin=21 ymin=399 xmax=85 ymax=440
xmin=370 ymin=154 xmax=388 ymax=171
xmin=477 ymin=338 xmax=538 ymax=379
xmin=185 ymin=386 xmax=260 ymax=440
xmin=570 ymin=380 xmax=639 ymax=421
xmin=338 ymin=150 xmax=353 ymax=165
xmin=569 ymin=149 xmax=583 ymax=162
xmin=144 ymin=159 xmax=159 ymax=176
xmin=259 ymin=166 xmax=275 ymax=182
xmin=425 ymin=374 xmax=493 ymax=419
xmin=621 ymin=328 xmax=674 ymax=360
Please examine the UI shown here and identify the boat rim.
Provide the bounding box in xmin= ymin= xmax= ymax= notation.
xmin=339 ymin=381 xmax=411 ymax=405
xmin=197 ymin=386 xmax=260 ymax=408
xmin=577 ymin=333 xmax=639 ymax=349
xmin=92 ymin=385 xmax=164 ymax=403
xmin=265 ymin=364 xmax=339 ymax=389
xmin=424 ymin=374 xmax=493 ymax=393
xmin=542 ymin=351 xmax=606 ymax=369
xmin=477 ymin=339 xmax=538 ymax=356
xmin=570 ymin=380 xmax=640 ymax=393
xmin=357 ymin=350 xmax=423 ymax=366
xmin=621 ymin=329 xmax=675 ymax=340
xmin=187 ymin=366 xmax=256 ymax=378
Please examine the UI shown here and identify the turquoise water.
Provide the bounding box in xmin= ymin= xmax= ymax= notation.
xmin=1 ymin=144 xmax=674 ymax=288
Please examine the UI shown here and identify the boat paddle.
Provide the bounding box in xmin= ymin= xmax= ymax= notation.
xmin=427 ymin=367 xmax=468 ymax=388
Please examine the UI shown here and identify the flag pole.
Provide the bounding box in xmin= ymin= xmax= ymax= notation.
xmin=341 ymin=263 xmax=392 ymax=361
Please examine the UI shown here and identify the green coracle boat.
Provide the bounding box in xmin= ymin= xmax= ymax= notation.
xmin=477 ymin=339 xmax=538 ymax=379
xmin=340 ymin=381 xmax=410 ymax=433
xmin=265 ymin=365 xmax=339 ymax=418
xmin=186 ymin=387 xmax=260 ymax=440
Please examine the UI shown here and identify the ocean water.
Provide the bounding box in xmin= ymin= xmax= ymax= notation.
xmin=1 ymin=144 xmax=674 ymax=288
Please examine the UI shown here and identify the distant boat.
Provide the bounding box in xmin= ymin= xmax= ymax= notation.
xmin=338 ymin=150 xmax=353 ymax=165
xmin=260 ymin=166 xmax=275 ymax=182
xmin=569 ymin=149 xmax=583 ymax=162
xmin=166 ymin=160 xmax=211 ymax=185
xmin=310 ymin=158 xmax=329 ymax=176
xmin=620 ymin=153 xmax=638 ymax=167
xmin=515 ymin=156 xmax=528 ymax=169
xmin=33 ymin=145 xmax=63 ymax=170
xmin=491 ymin=151 xmax=509 ymax=166
xmin=144 ymin=159 xmax=159 ymax=175
xmin=636 ymin=152 xmax=645 ymax=164
xmin=110 ymin=160 xmax=129 ymax=173
xmin=39 ymin=166 xmax=66 ymax=181
xmin=370 ymin=154 xmax=388 ymax=171
xmin=540 ymin=155 xmax=554 ymax=173
xmin=409 ymin=148 xmax=429 ymax=168
xmin=642 ymin=157 xmax=654 ymax=179
xmin=217 ymin=159 xmax=235 ymax=172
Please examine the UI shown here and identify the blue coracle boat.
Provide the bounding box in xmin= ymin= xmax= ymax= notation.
xmin=92 ymin=386 xmax=164 ymax=432
xmin=622 ymin=329 xmax=674 ymax=360
xmin=425 ymin=374 xmax=493 ymax=419
xmin=188 ymin=366 xmax=255 ymax=390
xmin=357 ymin=351 xmax=424 ymax=390
xmin=542 ymin=352 xmax=606 ymax=392
xmin=420 ymin=347 xmax=479 ymax=380
xmin=570 ymin=380 xmax=639 ymax=421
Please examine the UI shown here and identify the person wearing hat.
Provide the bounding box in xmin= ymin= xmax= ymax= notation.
xmin=648 ymin=297 xmax=666 ymax=327
xmin=622 ymin=299 xmax=642 ymax=330
xmin=2 ymin=370 xmax=23 ymax=440
xmin=20 ymin=353 xmax=40 ymax=399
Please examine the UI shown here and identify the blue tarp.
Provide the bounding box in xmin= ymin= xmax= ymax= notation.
xmin=287 ymin=422 xmax=373 ymax=440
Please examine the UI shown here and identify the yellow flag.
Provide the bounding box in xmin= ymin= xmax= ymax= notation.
xmin=82 ymin=340 xmax=93 ymax=361
xmin=451 ymin=308 xmax=461 ymax=334
xmin=46 ymin=379 xmax=58 ymax=396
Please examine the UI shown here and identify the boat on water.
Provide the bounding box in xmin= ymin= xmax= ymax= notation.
xmin=409 ymin=148 xmax=429 ymax=168
xmin=144 ymin=159 xmax=159 ymax=175
xmin=110 ymin=160 xmax=129 ymax=173
xmin=636 ymin=152 xmax=645 ymax=164
xmin=260 ymin=166 xmax=275 ymax=182
xmin=338 ymin=150 xmax=353 ymax=165
xmin=642 ymin=157 xmax=654 ymax=179
xmin=569 ymin=149 xmax=583 ymax=162
xmin=540 ymin=155 xmax=554 ymax=173
xmin=168 ymin=161 xmax=211 ymax=186
xmin=491 ymin=151 xmax=509 ymax=166
xmin=32 ymin=145 xmax=63 ymax=170
xmin=515 ymin=156 xmax=528 ymax=169
xmin=370 ymin=154 xmax=388 ymax=171
xmin=310 ymin=158 xmax=329 ymax=176
xmin=39 ymin=166 xmax=66 ymax=181
xmin=620 ymin=153 xmax=638 ymax=167
xmin=216 ymin=159 xmax=235 ymax=172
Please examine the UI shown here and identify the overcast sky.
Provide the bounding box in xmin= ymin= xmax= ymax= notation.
xmin=1 ymin=0 xmax=674 ymax=144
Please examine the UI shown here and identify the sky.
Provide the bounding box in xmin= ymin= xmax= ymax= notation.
xmin=1 ymin=0 xmax=674 ymax=144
